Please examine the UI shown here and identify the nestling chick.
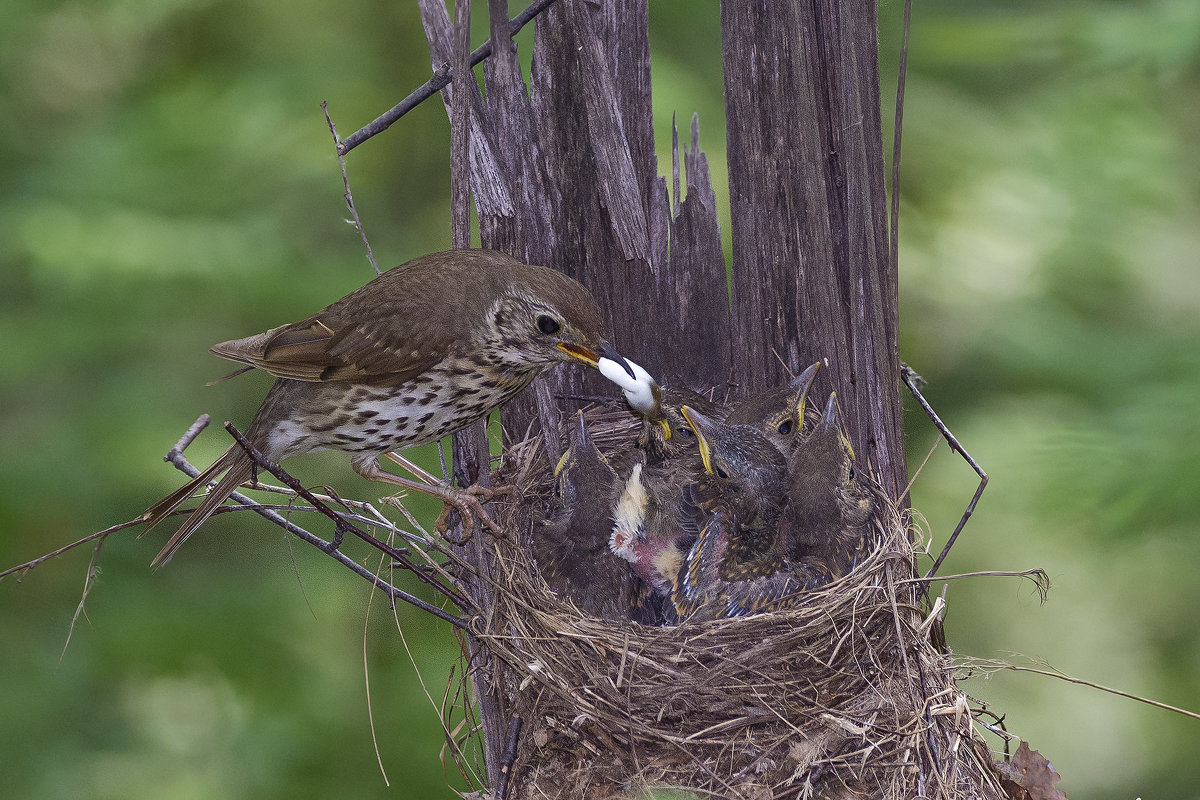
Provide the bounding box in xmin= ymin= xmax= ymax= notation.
xmin=533 ymin=411 xmax=632 ymax=619
xmin=724 ymin=362 xmax=821 ymax=455
xmin=599 ymin=354 xmax=725 ymax=462
xmin=671 ymin=406 xmax=796 ymax=621
xmin=779 ymin=392 xmax=875 ymax=579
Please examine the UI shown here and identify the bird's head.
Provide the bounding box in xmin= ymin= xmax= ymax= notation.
xmin=552 ymin=411 xmax=616 ymax=509
xmin=786 ymin=392 xmax=872 ymax=526
xmin=806 ymin=391 xmax=857 ymax=484
xmin=597 ymin=356 xmax=673 ymax=441
xmin=680 ymin=406 xmax=788 ymax=501
xmin=487 ymin=265 xmax=633 ymax=378
xmin=725 ymin=362 xmax=821 ymax=454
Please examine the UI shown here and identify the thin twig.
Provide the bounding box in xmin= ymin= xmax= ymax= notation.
xmin=901 ymin=364 xmax=989 ymax=579
xmin=322 ymin=101 xmax=380 ymax=276
xmin=224 ymin=422 xmax=472 ymax=610
xmin=903 ymin=569 xmax=1051 ymax=603
xmin=889 ymin=0 xmax=913 ymax=275
xmin=961 ymin=658 xmax=1200 ymax=722
xmin=364 ymin=551 xmax=391 ymax=787
xmin=336 ymin=0 xmax=563 ymax=156
xmin=169 ymin=413 xmax=211 ymax=455
xmin=158 ymin=424 xmax=472 ymax=628
xmin=0 ymin=521 xmax=139 ymax=582
xmin=60 ymin=536 xmax=105 ymax=662
xmin=493 ymin=715 xmax=523 ymax=800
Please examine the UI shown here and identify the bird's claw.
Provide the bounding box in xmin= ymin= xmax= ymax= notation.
xmin=433 ymin=483 xmax=513 ymax=541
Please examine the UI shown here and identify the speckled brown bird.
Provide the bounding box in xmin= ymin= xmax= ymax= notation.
xmin=141 ymin=249 xmax=631 ymax=567
xmin=533 ymin=412 xmax=631 ymax=619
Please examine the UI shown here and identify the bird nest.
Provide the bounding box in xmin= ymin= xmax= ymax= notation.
xmin=466 ymin=405 xmax=1008 ymax=800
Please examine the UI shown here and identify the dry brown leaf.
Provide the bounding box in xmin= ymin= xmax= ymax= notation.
xmin=995 ymin=741 xmax=1068 ymax=800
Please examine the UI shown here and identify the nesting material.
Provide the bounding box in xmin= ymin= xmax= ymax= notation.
xmin=470 ymin=405 xmax=1008 ymax=800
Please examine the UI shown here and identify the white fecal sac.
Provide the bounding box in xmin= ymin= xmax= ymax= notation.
xmin=598 ymin=356 xmax=658 ymax=414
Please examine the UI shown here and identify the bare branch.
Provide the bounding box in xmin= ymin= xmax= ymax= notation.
xmin=494 ymin=715 xmax=523 ymax=800
xmin=336 ymin=0 xmax=563 ymax=156
xmin=960 ymin=657 xmax=1200 ymax=722
xmin=223 ymin=422 xmax=473 ymax=611
xmin=0 ymin=521 xmax=138 ymax=582
xmin=901 ymin=363 xmax=989 ymax=578
xmin=323 ymin=101 xmax=380 ymax=276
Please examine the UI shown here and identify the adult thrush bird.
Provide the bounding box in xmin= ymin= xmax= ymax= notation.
xmin=533 ymin=412 xmax=631 ymax=619
xmin=779 ymin=391 xmax=875 ymax=580
xmin=142 ymin=249 xmax=630 ymax=567
xmin=671 ymin=406 xmax=797 ymax=621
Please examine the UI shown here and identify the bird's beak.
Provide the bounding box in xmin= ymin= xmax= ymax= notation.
xmin=600 ymin=341 xmax=635 ymax=378
xmin=553 ymin=448 xmax=571 ymax=479
xmin=555 ymin=412 xmax=587 ymax=478
xmin=680 ymin=405 xmax=717 ymax=475
xmin=816 ymin=391 xmax=855 ymax=460
xmin=557 ymin=340 xmax=635 ymax=379
xmin=817 ymin=392 xmax=840 ymax=432
xmin=571 ymin=409 xmax=593 ymax=450
xmin=648 ymin=380 xmax=670 ymax=439
xmin=791 ymin=361 xmax=821 ymax=422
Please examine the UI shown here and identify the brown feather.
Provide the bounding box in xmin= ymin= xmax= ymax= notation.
xmin=149 ymin=447 xmax=256 ymax=569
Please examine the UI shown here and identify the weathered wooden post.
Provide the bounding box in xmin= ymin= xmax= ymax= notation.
xmin=411 ymin=2 xmax=1010 ymax=797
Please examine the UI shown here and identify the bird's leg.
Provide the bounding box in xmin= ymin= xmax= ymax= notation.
xmin=381 ymin=451 xmax=444 ymax=486
xmin=382 ymin=452 xmax=513 ymax=506
xmin=352 ymin=455 xmax=504 ymax=539
xmin=382 ymin=451 xmax=513 ymax=538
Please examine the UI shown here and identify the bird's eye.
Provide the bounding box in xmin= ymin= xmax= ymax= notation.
xmin=777 ymin=420 xmax=793 ymax=435
xmin=715 ymin=466 xmax=729 ymax=479
xmin=679 ymin=426 xmax=694 ymax=437
xmin=537 ymin=315 xmax=561 ymax=335
xmin=848 ymin=465 xmax=856 ymax=481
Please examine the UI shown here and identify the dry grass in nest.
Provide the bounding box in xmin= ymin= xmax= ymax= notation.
xmin=463 ymin=406 xmax=1010 ymax=800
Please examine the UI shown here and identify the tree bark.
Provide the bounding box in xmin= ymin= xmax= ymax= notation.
xmin=722 ymin=0 xmax=904 ymax=498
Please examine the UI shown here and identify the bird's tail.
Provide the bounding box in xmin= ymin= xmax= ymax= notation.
xmin=139 ymin=444 xmax=256 ymax=569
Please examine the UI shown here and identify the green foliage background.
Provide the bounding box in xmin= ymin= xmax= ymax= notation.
xmin=3 ymin=1 xmax=1198 ymax=797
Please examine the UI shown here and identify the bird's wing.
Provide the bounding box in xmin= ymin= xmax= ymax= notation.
xmin=672 ymin=511 xmax=729 ymax=617
xmin=210 ymin=308 xmax=450 ymax=385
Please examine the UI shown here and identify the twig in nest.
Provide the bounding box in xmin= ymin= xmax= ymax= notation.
xmin=322 ymin=101 xmax=379 ymax=276
xmin=903 ymin=569 xmax=1051 ymax=603
xmin=901 ymin=363 xmax=989 ymax=578
xmin=336 ymin=0 xmax=564 ymax=156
